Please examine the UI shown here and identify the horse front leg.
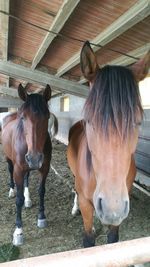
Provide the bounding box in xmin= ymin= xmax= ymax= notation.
xmin=24 ymin=171 xmax=32 ymax=208
xmin=107 ymin=225 xmax=119 ymax=243
xmin=7 ymin=158 xmax=16 ymax=198
xmin=37 ymin=174 xmax=47 ymax=228
xmin=79 ymin=195 xmax=95 ymax=248
xmin=13 ymin=168 xmax=25 ymax=246
xmin=72 ymin=191 xmax=80 ymax=216
xmin=37 ymin=138 xmax=51 ymax=228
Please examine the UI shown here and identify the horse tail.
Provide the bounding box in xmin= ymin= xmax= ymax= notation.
xmin=53 ymin=114 xmax=58 ymax=137
xmin=51 ymin=113 xmax=58 ymax=138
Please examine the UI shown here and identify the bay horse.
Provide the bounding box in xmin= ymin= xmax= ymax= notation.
xmin=0 ymin=111 xmax=58 ymax=205
xmin=1 ymin=84 xmax=52 ymax=246
xmin=67 ymin=42 xmax=150 ymax=247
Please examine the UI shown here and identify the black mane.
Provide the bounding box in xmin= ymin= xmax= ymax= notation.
xmin=84 ymin=65 xmax=143 ymax=138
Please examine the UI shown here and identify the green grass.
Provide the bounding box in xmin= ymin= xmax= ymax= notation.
xmin=0 ymin=243 xmax=20 ymax=263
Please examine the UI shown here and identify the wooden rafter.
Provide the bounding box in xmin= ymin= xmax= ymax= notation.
xmin=0 ymin=86 xmax=18 ymax=97
xmin=0 ymin=85 xmax=62 ymax=99
xmin=0 ymin=96 xmax=22 ymax=108
xmin=56 ymin=0 xmax=150 ymax=77
xmin=0 ymin=60 xmax=89 ymax=98
xmin=31 ymin=0 xmax=80 ymax=70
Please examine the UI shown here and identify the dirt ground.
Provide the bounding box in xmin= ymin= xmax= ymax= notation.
xmin=0 ymin=139 xmax=149 ymax=264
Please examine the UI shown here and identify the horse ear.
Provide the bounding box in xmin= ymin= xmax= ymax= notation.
xmin=80 ymin=41 xmax=99 ymax=82
xmin=131 ymin=50 xmax=150 ymax=82
xmin=18 ymin=84 xmax=27 ymax=101
xmin=43 ymin=84 xmax=51 ymax=102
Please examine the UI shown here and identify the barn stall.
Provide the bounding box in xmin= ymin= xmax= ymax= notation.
xmin=0 ymin=0 xmax=150 ymax=266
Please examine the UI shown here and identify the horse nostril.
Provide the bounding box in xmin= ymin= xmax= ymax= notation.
xmin=25 ymin=153 xmax=30 ymax=163
xmin=39 ymin=153 xmax=43 ymax=161
xmin=98 ymin=198 xmax=103 ymax=213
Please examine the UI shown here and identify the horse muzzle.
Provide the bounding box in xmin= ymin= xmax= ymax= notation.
xmin=94 ymin=197 xmax=129 ymax=226
xmin=25 ymin=152 xmax=44 ymax=169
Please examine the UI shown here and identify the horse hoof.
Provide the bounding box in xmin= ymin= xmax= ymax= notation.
xmin=83 ymin=232 xmax=95 ymax=248
xmin=37 ymin=218 xmax=47 ymax=228
xmin=13 ymin=228 xmax=23 ymax=246
xmin=71 ymin=207 xmax=80 ymax=216
xmin=9 ymin=188 xmax=16 ymax=198
xmin=92 ymin=226 xmax=95 ymax=233
xmin=13 ymin=235 xmax=23 ymax=246
xmin=24 ymin=199 xmax=32 ymax=208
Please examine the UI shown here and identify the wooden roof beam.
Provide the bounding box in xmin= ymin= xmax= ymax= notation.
xmin=0 ymin=60 xmax=89 ymax=98
xmin=31 ymin=0 xmax=80 ymax=70
xmin=0 ymin=86 xmax=18 ymax=97
xmin=0 ymin=86 xmax=61 ymax=98
xmin=56 ymin=0 xmax=150 ymax=77
xmin=0 ymin=96 xmax=22 ymax=108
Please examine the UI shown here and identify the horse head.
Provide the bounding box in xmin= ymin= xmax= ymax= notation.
xmin=80 ymin=42 xmax=150 ymax=225
xmin=17 ymin=84 xmax=51 ymax=169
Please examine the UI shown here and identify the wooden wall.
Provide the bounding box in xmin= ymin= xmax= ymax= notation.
xmin=135 ymin=109 xmax=150 ymax=175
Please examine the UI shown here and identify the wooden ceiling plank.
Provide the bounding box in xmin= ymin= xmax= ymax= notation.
xmin=0 ymin=60 xmax=89 ymax=98
xmin=79 ymin=43 xmax=150 ymax=84
xmin=56 ymin=0 xmax=150 ymax=77
xmin=31 ymin=0 xmax=80 ymax=70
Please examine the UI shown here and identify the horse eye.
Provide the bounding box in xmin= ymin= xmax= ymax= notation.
xmin=133 ymin=121 xmax=141 ymax=127
xmin=87 ymin=120 xmax=95 ymax=131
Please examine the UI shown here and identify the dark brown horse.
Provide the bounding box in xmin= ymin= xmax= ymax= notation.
xmin=1 ymin=84 xmax=52 ymax=246
xmin=67 ymin=42 xmax=150 ymax=247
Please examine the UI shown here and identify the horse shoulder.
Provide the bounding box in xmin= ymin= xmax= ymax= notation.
xmin=67 ymin=121 xmax=96 ymax=200
xmin=76 ymin=137 xmax=96 ymax=200
xmin=68 ymin=120 xmax=84 ymax=141
xmin=67 ymin=121 xmax=84 ymax=175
